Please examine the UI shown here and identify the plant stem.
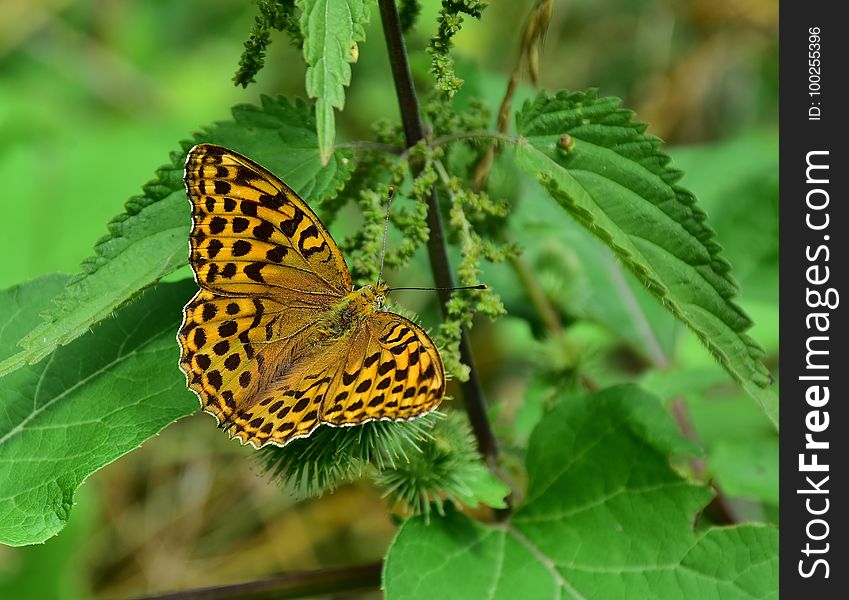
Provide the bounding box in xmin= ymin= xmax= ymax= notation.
xmin=670 ymin=399 xmax=737 ymax=525
xmin=334 ymin=140 xmax=404 ymax=154
xmin=132 ymin=562 xmax=382 ymax=600
xmin=509 ymin=254 xmax=563 ymax=336
xmin=429 ymin=130 xmax=522 ymax=149
xmin=377 ymin=0 xmax=499 ymax=464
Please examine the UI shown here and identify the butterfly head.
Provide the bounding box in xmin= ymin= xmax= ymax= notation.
xmin=340 ymin=281 xmax=390 ymax=316
xmin=368 ymin=280 xmax=390 ymax=310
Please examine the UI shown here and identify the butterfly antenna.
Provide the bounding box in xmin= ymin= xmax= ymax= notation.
xmin=377 ymin=186 xmax=394 ymax=285
xmin=388 ymin=284 xmax=488 ymax=292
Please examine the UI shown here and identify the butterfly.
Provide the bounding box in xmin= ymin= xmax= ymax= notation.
xmin=177 ymin=144 xmax=445 ymax=448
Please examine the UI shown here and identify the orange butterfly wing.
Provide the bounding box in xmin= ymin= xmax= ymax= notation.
xmin=178 ymin=144 xmax=445 ymax=448
xmin=228 ymin=312 xmax=445 ymax=448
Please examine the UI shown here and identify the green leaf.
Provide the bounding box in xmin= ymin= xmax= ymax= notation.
xmin=298 ymin=0 xmax=369 ymax=163
xmin=453 ymin=461 xmax=509 ymax=510
xmin=0 ymin=96 xmax=354 ymax=377
xmin=0 ymin=485 xmax=94 ymax=599
xmin=384 ymin=385 xmax=778 ymax=599
xmin=0 ymin=278 xmax=197 ymax=546
xmin=514 ymin=90 xmax=776 ymax=428
xmin=642 ymin=366 xmax=778 ymax=507
xmin=640 ymin=363 xmax=778 ymax=506
xmin=709 ymin=439 xmax=778 ymax=505
xmin=671 ymin=131 xmax=778 ymax=302
xmin=0 ymin=275 xmax=69 ymax=363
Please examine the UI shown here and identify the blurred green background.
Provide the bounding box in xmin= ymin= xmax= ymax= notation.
xmin=0 ymin=0 xmax=777 ymax=597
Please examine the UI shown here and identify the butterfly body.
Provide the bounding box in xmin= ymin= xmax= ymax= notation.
xmin=314 ymin=282 xmax=388 ymax=341
xmin=178 ymin=144 xmax=444 ymax=448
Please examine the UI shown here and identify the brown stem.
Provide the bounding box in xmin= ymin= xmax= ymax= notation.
xmin=130 ymin=562 xmax=382 ymax=600
xmin=467 ymin=1 xmax=567 ymax=340
xmin=377 ymin=0 xmax=499 ymax=464
xmin=509 ymin=255 xmax=562 ymax=336
xmin=470 ymin=0 xmax=546 ymax=192
xmin=470 ymin=69 xmax=519 ymax=191
xmin=670 ymin=399 xmax=737 ymax=525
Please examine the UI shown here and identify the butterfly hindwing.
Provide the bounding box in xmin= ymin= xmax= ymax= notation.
xmin=225 ymin=357 xmax=335 ymax=448
xmin=322 ymin=312 xmax=445 ymax=425
xmin=217 ymin=312 xmax=444 ymax=448
xmin=179 ymin=290 xmax=326 ymax=427
xmin=184 ymin=144 xmax=352 ymax=301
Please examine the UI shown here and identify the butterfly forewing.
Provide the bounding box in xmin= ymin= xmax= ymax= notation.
xmin=184 ymin=144 xmax=352 ymax=300
xmin=179 ymin=144 xmax=446 ymax=448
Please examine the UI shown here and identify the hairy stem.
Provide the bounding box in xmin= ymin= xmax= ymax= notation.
xmin=429 ymin=130 xmax=522 ymax=150
xmin=377 ymin=0 xmax=499 ymax=464
xmin=133 ymin=562 xmax=382 ymax=600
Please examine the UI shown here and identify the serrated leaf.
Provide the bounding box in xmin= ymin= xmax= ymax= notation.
xmin=513 ymin=90 xmax=776 ymax=428
xmin=0 ymin=278 xmax=197 ymax=546
xmin=298 ymin=0 xmax=369 ymax=163
xmin=0 ymin=276 xmax=69 ymax=364
xmin=0 ymin=96 xmax=354 ymax=377
xmin=672 ymin=131 xmax=778 ymax=302
xmin=384 ymin=385 xmax=778 ymax=599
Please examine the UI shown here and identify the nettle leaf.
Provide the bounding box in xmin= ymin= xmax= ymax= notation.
xmin=384 ymin=385 xmax=778 ymax=599
xmin=298 ymin=0 xmax=369 ymax=163
xmin=513 ymin=90 xmax=776 ymax=427
xmin=672 ymin=132 xmax=778 ymax=302
xmin=0 ymin=278 xmax=197 ymax=546
xmin=0 ymin=96 xmax=354 ymax=377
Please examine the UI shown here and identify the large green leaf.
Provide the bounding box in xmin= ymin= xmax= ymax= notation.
xmin=0 ymin=96 xmax=354 ymax=377
xmin=0 ymin=278 xmax=197 ymax=546
xmin=298 ymin=0 xmax=369 ymax=163
xmin=384 ymin=385 xmax=778 ymax=599
xmin=513 ymin=90 xmax=776 ymax=427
